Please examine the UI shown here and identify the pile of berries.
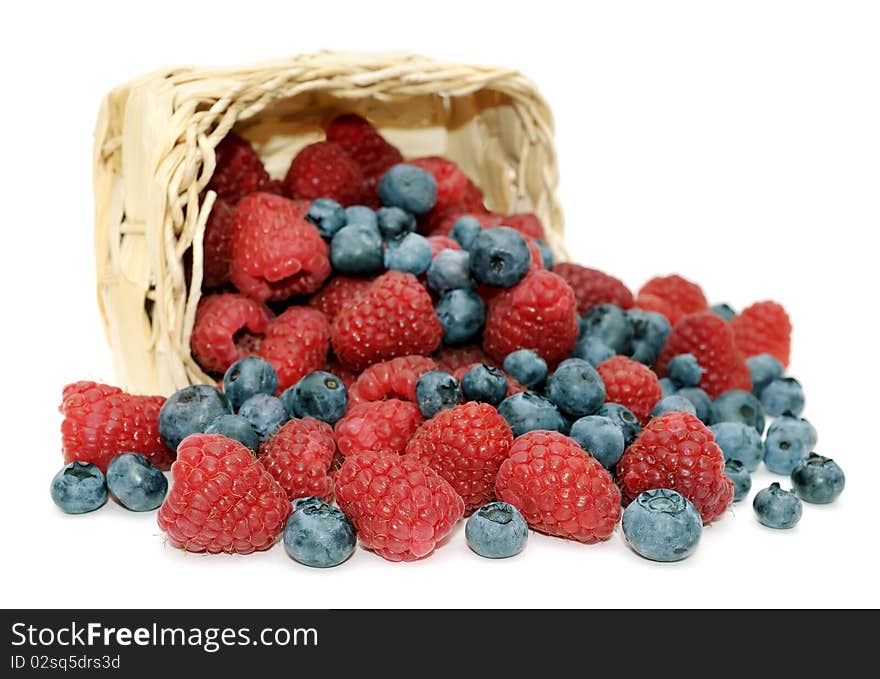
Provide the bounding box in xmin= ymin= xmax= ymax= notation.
xmin=53 ymin=116 xmax=844 ymax=565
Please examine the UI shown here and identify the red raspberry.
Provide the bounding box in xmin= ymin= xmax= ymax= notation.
xmin=201 ymin=198 xmax=236 ymax=289
xmin=731 ymin=301 xmax=792 ymax=367
xmin=324 ymin=359 xmax=359 ymax=390
xmin=307 ymin=275 xmax=374 ymax=322
xmin=207 ymin=132 xmax=271 ymax=204
xmin=333 ymin=399 xmax=424 ymax=457
xmin=638 ymin=275 xmax=708 ymax=320
xmin=348 ymin=355 xmax=439 ymax=406
xmin=330 ymin=271 xmax=443 ymax=371
xmin=482 ymin=269 xmax=578 ymax=365
xmin=283 ymin=141 xmax=363 ymax=206
xmin=635 ymin=292 xmax=681 ymax=325
xmin=405 ymin=402 xmax=513 ymax=513
xmin=452 ymin=363 xmax=525 ymax=397
xmin=409 ymin=157 xmax=477 ymax=214
xmin=596 ymin=356 xmax=663 ymax=425
xmin=60 ymin=381 xmax=174 ymax=472
xmin=433 ymin=345 xmax=493 ymax=372
xmin=525 ymin=237 xmax=545 ymax=272
xmin=258 ymin=307 xmax=330 ymax=392
xmin=259 ymin=418 xmax=336 ymax=501
xmin=230 ymin=192 xmax=331 ymax=302
xmin=335 ymin=449 xmax=464 ymax=561
xmin=190 ymin=293 xmax=274 ymax=374
xmin=157 ymin=434 xmax=290 ymax=554
xmin=324 ymin=114 xmax=404 ymax=205
xmin=552 ymin=263 xmax=633 ymax=314
xmin=495 ymin=430 xmax=622 ymax=544
xmin=427 ymin=235 xmax=461 ymax=258
xmin=616 ymin=411 xmax=734 ymax=524
xmin=432 ymin=211 xmax=544 ymax=240
xmin=656 ymin=312 xmax=752 ymax=397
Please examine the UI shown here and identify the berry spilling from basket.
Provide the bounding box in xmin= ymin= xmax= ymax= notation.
xmin=54 ymin=116 xmax=843 ymax=564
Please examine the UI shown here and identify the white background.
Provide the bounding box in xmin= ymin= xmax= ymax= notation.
xmin=2 ymin=0 xmax=878 ymax=608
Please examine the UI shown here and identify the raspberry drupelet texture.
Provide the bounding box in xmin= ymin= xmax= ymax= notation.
xmin=405 ymin=402 xmax=514 ymax=513
xmin=347 ymin=355 xmax=439 ymax=406
xmin=190 ymin=293 xmax=274 ymax=374
xmin=433 ymin=345 xmax=494 ymax=373
xmin=60 ymin=382 xmax=175 ymax=472
xmin=616 ymin=411 xmax=734 ymax=524
xmin=230 ymin=192 xmax=331 ymax=302
xmin=596 ymin=355 xmax=663 ymax=424
xmin=333 ymin=399 xmax=424 ymax=457
xmin=330 ymin=271 xmax=443 ymax=371
xmin=283 ymin=140 xmax=364 ymax=206
xmin=334 ymin=449 xmax=465 ymax=561
xmin=427 ymin=235 xmax=462 ymax=258
xmin=731 ymin=300 xmax=792 ymax=367
xmin=201 ymin=198 xmax=236 ymax=289
xmin=258 ymin=307 xmax=330 ymax=392
xmin=307 ymin=275 xmax=374 ymax=322
xmin=552 ymin=263 xmax=634 ymax=314
xmin=634 ymin=292 xmax=681 ymax=325
xmin=495 ymin=430 xmax=622 ymax=544
xmin=482 ymin=269 xmax=579 ymax=364
xmin=157 ymin=434 xmax=291 ymax=554
xmin=259 ymin=418 xmax=336 ymax=502
xmin=638 ymin=275 xmax=709 ymax=320
xmin=206 ymin=132 xmax=271 ymax=204
xmin=409 ymin=156 xmax=485 ymax=229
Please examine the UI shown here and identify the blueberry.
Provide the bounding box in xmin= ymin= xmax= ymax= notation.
xmin=330 ymin=223 xmax=384 ymax=274
xmin=667 ymin=353 xmax=703 ymax=388
xmin=50 ymin=462 xmax=107 ymax=514
xmin=223 ymin=356 xmax=279 ymax=412
xmin=460 ymin=364 xmax=508 ymax=406
xmin=626 ymin=309 xmax=671 ymax=365
xmin=545 ymin=358 xmax=606 ymax=418
xmin=502 ymin=349 xmax=548 ymax=389
xmin=238 ymin=394 xmax=289 ymax=442
xmin=469 ymin=227 xmax=531 ymax=288
xmin=622 ymin=489 xmax=702 ymax=562
xmin=344 ymin=205 xmax=378 ymax=229
xmin=497 ymin=391 xmax=566 ymax=437
xmin=569 ymin=415 xmax=625 ymax=468
xmin=415 ymin=371 xmax=462 ymax=418
xmin=753 ymin=482 xmax=802 ymax=529
xmin=725 ymin=460 xmax=752 ymax=502
xmin=746 ymin=353 xmax=784 ymax=396
xmin=426 ymin=249 xmax=473 ymax=295
xmin=571 ymin=335 xmax=615 ymax=367
xmin=790 ymin=453 xmax=845 ymax=504
xmin=158 ymin=385 xmax=231 ymax=451
xmin=581 ymin=304 xmax=632 ymax=354
xmin=449 ymin=215 xmax=483 ymax=251
xmin=710 ymin=421 xmax=764 ymax=472
xmin=764 ymin=417 xmax=813 ymax=474
xmin=205 ymin=414 xmax=260 ymax=452
xmin=283 ymin=498 xmax=356 ymax=568
xmin=435 ymin=289 xmax=486 ymax=345
xmin=292 ymin=496 xmax=325 ymax=512
xmin=533 ymin=239 xmax=554 ymax=269
xmin=378 ymin=163 xmax=437 ymax=214
xmin=595 ymin=403 xmax=641 ymax=446
xmin=283 ymin=371 xmax=349 ymax=425
xmin=659 ymin=378 xmax=678 ymax=398
xmin=710 ymin=389 xmax=765 ymax=434
xmin=711 ymin=303 xmax=737 ymax=321
xmin=652 ymin=395 xmax=697 ymax=418
xmin=465 ymin=502 xmax=528 ymax=559
xmin=106 ymin=453 xmax=168 ymax=512
xmin=773 ymin=416 xmax=818 ymax=449
xmin=760 ymin=377 xmax=805 ymax=417
xmin=384 ymin=232 xmax=432 ymax=275
xmin=376 ymin=206 xmax=416 ymax=239
xmin=676 ymin=387 xmax=712 ymax=423
xmin=306 ymin=198 xmax=346 ymax=238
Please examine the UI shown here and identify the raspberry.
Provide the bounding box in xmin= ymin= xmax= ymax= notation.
xmin=616 ymin=411 xmax=734 ymax=524
xmin=206 ymin=132 xmax=271 ymax=203
xmin=596 ymin=356 xmax=663 ymax=425
xmin=409 ymin=157 xmax=476 ymax=214
xmin=638 ymin=275 xmax=708 ymax=320
xmin=307 ymin=275 xmax=374 ymax=321
xmin=525 ymin=237 xmax=545 ymax=272
xmin=324 ymin=114 xmax=404 ymax=205
xmin=405 ymin=402 xmax=513 ymax=512
xmin=190 ymin=293 xmax=274 ymax=374
xmin=335 ymin=449 xmax=464 ymax=561
xmin=452 ymin=363 xmax=525 ymax=397
xmin=427 ymin=235 xmax=461 ymax=258
xmin=259 ymin=418 xmax=336 ymax=501
xmin=656 ymin=312 xmax=752 ymax=397
xmin=433 ymin=345 xmax=493 ymax=372
xmin=731 ymin=301 xmax=792 ymax=367
xmin=495 ymin=430 xmax=622 ymax=543
xmin=230 ymin=192 xmax=331 ymax=302
xmin=482 ymin=269 xmax=578 ymax=365
xmin=201 ymin=198 xmax=236 ymax=289
xmin=432 ymin=211 xmax=544 ymax=240
xmin=283 ymin=141 xmax=363 ymax=206
xmin=157 ymin=434 xmax=290 ymax=554
xmin=324 ymin=358 xmax=359 ymax=390
xmin=635 ymin=292 xmax=681 ymax=325
xmin=257 ymin=307 xmax=330 ymax=392
xmin=330 ymin=271 xmax=443 ymax=371
xmin=333 ymin=399 xmax=424 ymax=457
xmin=348 ymin=355 xmax=439 ymax=406
xmin=552 ymin=263 xmax=634 ymax=315
xmin=60 ymin=381 xmax=175 ymax=472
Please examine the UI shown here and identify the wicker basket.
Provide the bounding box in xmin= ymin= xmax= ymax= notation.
xmin=94 ymin=51 xmax=564 ymax=396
